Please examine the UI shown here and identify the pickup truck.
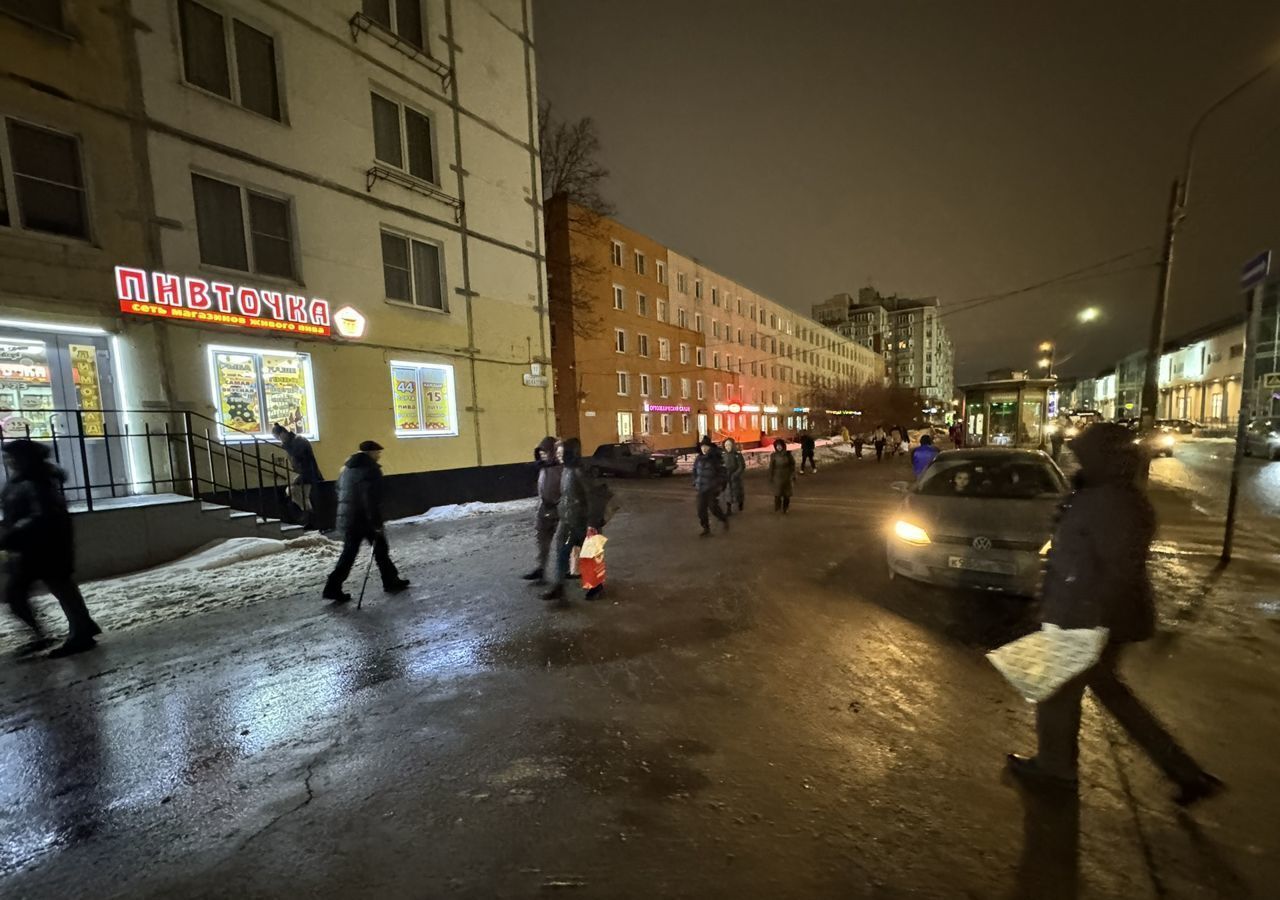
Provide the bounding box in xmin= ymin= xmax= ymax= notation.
xmin=587 ymin=442 xmax=678 ymax=478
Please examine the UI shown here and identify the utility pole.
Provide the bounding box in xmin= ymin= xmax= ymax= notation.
xmin=1223 ymin=252 xmax=1270 ymax=563
xmin=1138 ymin=181 xmax=1180 ymax=431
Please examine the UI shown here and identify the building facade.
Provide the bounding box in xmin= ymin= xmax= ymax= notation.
xmin=547 ymin=205 xmax=884 ymax=449
xmin=1157 ymin=318 xmax=1246 ymax=424
xmin=814 ymin=287 xmax=954 ymax=410
xmin=2 ymin=0 xmax=548 ymax=491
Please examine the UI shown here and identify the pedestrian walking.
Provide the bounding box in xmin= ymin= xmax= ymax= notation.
xmin=768 ymin=438 xmax=797 ymax=513
xmin=322 ymin=440 xmax=409 ymax=603
xmin=1 ymin=439 xmax=101 ymax=657
xmin=722 ymin=437 xmax=746 ymax=513
xmin=692 ymin=437 xmax=730 ymax=536
xmin=872 ymin=426 xmax=888 ymax=462
xmin=522 ymin=436 xmax=562 ymax=584
xmin=911 ymin=434 xmax=940 ymax=478
xmin=799 ymin=432 xmax=818 ymax=474
xmin=272 ymin=423 xmax=324 ymax=527
xmin=853 ymin=433 xmax=864 ymax=459
xmin=543 ymin=437 xmax=593 ymax=605
xmin=1006 ymin=424 xmax=1223 ymax=805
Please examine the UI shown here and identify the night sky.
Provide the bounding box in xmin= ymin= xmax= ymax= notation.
xmin=533 ymin=1 xmax=1280 ymax=383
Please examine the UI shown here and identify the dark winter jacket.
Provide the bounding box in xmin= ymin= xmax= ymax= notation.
xmin=335 ymin=451 xmax=385 ymax=538
xmin=723 ymin=446 xmax=746 ymax=483
xmin=1040 ymin=424 xmax=1156 ymax=643
xmin=1 ymin=454 xmax=75 ymax=577
xmin=799 ymin=435 xmax=816 ymax=454
xmin=535 ymin=436 xmax=563 ymax=514
xmin=280 ymin=432 xmax=324 ymax=484
xmin=557 ymin=438 xmax=593 ymax=533
xmin=769 ymin=450 xmax=796 ymax=496
xmin=692 ymin=449 xmax=726 ymax=494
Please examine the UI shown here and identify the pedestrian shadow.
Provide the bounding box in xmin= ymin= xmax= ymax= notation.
xmin=1009 ymin=781 xmax=1081 ymax=900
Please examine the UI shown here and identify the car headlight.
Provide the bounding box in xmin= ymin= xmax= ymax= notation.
xmin=1160 ymin=434 xmax=1175 ymax=447
xmin=1045 ymin=424 xmax=1057 ymax=436
xmin=1065 ymin=427 xmax=1079 ymax=438
xmin=1132 ymin=438 xmax=1141 ymax=445
xmin=1039 ymin=539 xmax=1052 ymax=556
xmin=893 ymin=520 xmax=931 ymax=545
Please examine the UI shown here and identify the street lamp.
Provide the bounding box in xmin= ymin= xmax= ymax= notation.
xmin=1138 ymin=53 xmax=1280 ymax=433
xmin=1077 ymin=307 xmax=1100 ymax=323
xmin=1037 ymin=356 xmax=1052 ymax=370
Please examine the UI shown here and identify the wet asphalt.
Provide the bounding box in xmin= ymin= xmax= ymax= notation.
xmin=1 ymin=445 xmax=1278 ymax=899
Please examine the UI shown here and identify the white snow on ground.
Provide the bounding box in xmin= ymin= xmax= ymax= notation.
xmin=0 ymin=498 xmax=538 ymax=651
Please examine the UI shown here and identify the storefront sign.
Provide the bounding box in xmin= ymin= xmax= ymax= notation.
xmin=68 ymin=344 xmax=105 ymax=436
xmin=333 ymin=305 xmax=367 ymax=339
xmin=115 ymin=267 xmax=343 ymax=338
xmin=643 ymin=403 xmax=690 ymax=413
xmin=763 ymin=405 xmax=780 ymax=414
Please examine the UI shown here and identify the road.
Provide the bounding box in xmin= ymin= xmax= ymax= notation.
xmin=1 ymin=452 xmax=1278 ymax=899
xmin=1154 ymin=437 xmax=1280 ymax=521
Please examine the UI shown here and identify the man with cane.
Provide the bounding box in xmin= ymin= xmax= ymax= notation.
xmin=323 ymin=440 xmax=409 ymax=604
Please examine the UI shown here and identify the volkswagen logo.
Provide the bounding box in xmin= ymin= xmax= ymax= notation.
xmin=972 ymin=536 xmax=993 ymax=551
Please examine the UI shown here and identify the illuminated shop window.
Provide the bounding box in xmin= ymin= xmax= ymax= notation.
xmin=389 ymin=360 xmax=457 ymax=437
xmin=209 ymin=346 xmax=316 ymax=440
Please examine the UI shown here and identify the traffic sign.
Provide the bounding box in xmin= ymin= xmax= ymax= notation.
xmin=1240 ymin=251 xmax=1271 ymax=291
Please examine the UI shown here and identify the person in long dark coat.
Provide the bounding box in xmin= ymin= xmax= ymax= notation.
xmin=543 ymin=437 xmax=595 ymax=605
xmin=1006 ymin=424 xmax=1223 ymax=806
xmin=272 ymin=423 xmax=324 ymax=526
xmin=799 ymin=433 xmax=818 ymax=473
xmin=722 ymin=438 xmax=746 ymax=513
xmin=322 ymin=440 xmax=409 ymax=602
xmin=522 ymin=436 xmax=562 ymax=583
xmin=768 ymin=438 xmax=797 ymax=513
xmin=692 ymin=437 xmax=729 ymax=536
xmin=1 ymin=439 xmax=101 ymax=656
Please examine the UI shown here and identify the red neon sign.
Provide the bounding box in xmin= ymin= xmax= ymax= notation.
xmin=114 ymin=267 xmax=333 ymax=338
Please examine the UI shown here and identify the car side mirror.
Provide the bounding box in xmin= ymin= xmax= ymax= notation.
xmin=890 ymin=481 xmax=911 ymax=494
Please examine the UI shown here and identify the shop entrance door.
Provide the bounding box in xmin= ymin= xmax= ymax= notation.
xmin=0 ymin=330 xmax=124 ymax=505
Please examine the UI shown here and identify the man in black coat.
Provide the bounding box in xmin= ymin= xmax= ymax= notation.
xmin=322 ymin=441 xmax=409 ymax=602
xmin=522 ymin=435 xmax=562 ymax=583
xmin=692 ymin=437 xmax=729 ymax=536
xmin=1007 ymin=424 xmax=1222 ymax=805
xmin=799 ymin=433 xmax=817 ymax=473
xmin=2 ymin=439 xmax=101 ymax=656
xmin=271 ymin=422 xmax=324 ymax=526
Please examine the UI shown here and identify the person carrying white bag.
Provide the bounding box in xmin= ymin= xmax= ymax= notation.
xmin=998 ymin=424 xmax=1223 ymax=807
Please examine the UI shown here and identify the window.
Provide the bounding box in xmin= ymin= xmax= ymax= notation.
xmin=682 ymin=414 xmax=690 ymax=434
xmin=381 ymin=230 xmax=445 ymax=310
xmin=389 ymin=360 xmax=457 ymax=437
xmin=677 ymin=272 xmax=687 ymax=293
xmin=661 ymin=414 xmax=672 ymax=435
xmin=192 ymin=173 xmax=295 ymax=278
xmin=659 ymin=376 xmax=671 ymax=398
xmin=613 ymin=285 xmax=625 ymax=310
xmin=737 ymin=298 xmax=743 ymax=315
xmin=210 ymin=346 xmax=317 ymax=440
xmin=713 ymin=352 xmax=720 ymax=369
xmin=639 ymin=373 xmax=650 ymax=397
xmin=657 ymin=299 xmax=668 ymax=323
xmin=656 ymin=261 xmax=666 ymax=284
xmin=659 ymin=338 xmax=671 ymax=361
xmin=640 ymin=412 xmax=651 ymax=435
xmin=714 ymin=382 xmax=722 ymax=401
xmin=696 ymin=380 xmax=705 ymax=400
xmin=714 ymin=414 xmax=722 ymax=432
xmin=679 ymin=343 xmax=689 ymax=364
xmin=750 ymin=334 xmax=757 ymax=349
xmin=695 ymin=313 xmax=703 ymax=332
xmin=637 ymin=293 xmax=648 ymax=317
xmin=713 ymin=322 xmax=721 ymax=339
xmin=680 ymin=378 xmax=690 ymax=399
xmin=2 ymin=120 xmax=89 ymax=239
xmin=179 ymin=1 xmax=281 ymax=120
xmin=634 ymin=251 xmax=646 ymax=275
xmin=362 ymin=0 xmax=424 ymax=48
xmin=616 ymin=371 xmax=630 ymax=395
xmin=371 ymin=92 xmax=436 ymax=184
xmin=695 ymin=279 xmax=703 ymax=300
xmin=711 ymin=287 xmax=719 ymax=306
xmin=611 ymin=240 xmax=623 ymax=266
xmin=737 ymin=329 xmax=743 ymax=345
xmin=614 ymin=328 xmax=627 ymax=353
xmin=696 ymin=347 xmax=705 ymax=367
xmin=638 ymin=334 xmax=650 ymax=357
xmin=677 ymin=308 xmax=688 ymax=329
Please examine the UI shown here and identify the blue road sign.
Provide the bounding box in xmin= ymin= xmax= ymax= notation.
xmin=1241 ymin=251 xmax=1271 ymax=291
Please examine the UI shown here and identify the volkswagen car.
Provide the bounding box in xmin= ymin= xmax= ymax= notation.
xmin=885 ymin=449 xmax=1068 ymax=596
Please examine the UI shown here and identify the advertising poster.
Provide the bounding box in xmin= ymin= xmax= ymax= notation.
xmin=68 ymin=344 xmax=105 ymax=436
xmin=0 ymin=338 xmax=54 ymax=438
xmin=418 ymin=366 xmax=454 ymax=433
xmin=261 ymin=353 xmax=310 ymax=434
xmin=214 ymin=352 xmax=263 ymax=435
xmin=391 ymin=366 xmax=421 ymax=432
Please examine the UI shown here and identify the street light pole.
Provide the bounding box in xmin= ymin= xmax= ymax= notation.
xmin=1138 ymin=58 xmax=1280 ymax=432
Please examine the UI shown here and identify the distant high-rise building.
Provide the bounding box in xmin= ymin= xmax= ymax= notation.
xmin=813 ymin=288 xmax=954 ymax=408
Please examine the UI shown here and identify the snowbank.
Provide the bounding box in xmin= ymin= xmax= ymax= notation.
xmin=390 ymin=497 xmax=537 ymax=525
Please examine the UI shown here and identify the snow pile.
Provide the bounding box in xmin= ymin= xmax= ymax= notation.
xmin=391 ymin=497 xmax=537 ymax=525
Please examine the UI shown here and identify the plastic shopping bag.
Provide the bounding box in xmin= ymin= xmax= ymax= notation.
xmin=579 ymin=529 xmax=607 ymax=590
xmin=986 ymin=625 xmax=1109 ymax=703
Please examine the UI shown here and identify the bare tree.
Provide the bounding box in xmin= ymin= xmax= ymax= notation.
xmin=539 ymin=100 xmax=614 ymax=339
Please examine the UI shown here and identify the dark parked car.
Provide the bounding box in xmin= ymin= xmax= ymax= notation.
xmin=1157 ymin=418 xmax=1201 ymax=435
xmin=588 ymin=442 xmax=678 ymax=478
xmin=1244 ymin=417 xmax=1280 ymax=461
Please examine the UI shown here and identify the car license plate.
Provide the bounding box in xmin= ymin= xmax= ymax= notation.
xmin=948 ymin=555 xmax=1015 ymax=575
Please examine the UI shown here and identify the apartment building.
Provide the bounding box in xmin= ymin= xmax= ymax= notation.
xmin=1 ymin=0 xmax=548 ymax=489
xmin=814 ymin=288 xmax=955 ymax=408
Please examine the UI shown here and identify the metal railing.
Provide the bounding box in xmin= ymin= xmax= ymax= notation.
xmin=0 ymin=409 xmax=302 ymax=521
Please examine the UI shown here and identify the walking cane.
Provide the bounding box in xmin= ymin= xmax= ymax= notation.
xmin=356 ymin=546 xmax=375 ymax=609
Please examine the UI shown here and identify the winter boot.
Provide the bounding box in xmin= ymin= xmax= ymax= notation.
xmin=584 ymin=585 xmax=604 ymax=601
xmin=384 ymin=578 xmax=411 ymax=594
xmin=323 ymin=587 xmax=352 ymax=603
xmin=48 ymin=637 xmax=97 ymax=658
xmin=521 ymin=567 xmax=544 ymax=581
xmin=699 ymin=526 xmax=711 ymax=537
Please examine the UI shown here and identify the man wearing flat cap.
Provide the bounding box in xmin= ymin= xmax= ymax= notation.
xmin=323 ymin=440 xmax=409 ymax=602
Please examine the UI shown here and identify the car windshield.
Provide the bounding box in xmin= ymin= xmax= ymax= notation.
xmin=918 ymin=456 xmax=1066 ymax=499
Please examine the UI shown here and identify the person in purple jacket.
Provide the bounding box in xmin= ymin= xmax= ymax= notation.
xmin=911 ymin=434 xmax=939 ymax=478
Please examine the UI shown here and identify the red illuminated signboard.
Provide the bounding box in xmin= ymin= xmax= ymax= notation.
xmin=115 ymin=267 xmax=333 ymax=338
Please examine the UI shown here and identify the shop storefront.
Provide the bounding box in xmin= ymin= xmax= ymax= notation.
xmin=961 ymin=377 xmax=1055 ymax=449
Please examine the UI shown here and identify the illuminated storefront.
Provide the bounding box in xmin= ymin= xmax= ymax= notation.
xmin=960 ymin=376 xmax=1055 ymax=448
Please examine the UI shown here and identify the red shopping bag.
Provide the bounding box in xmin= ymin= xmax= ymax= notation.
xmin=579 ymin=528 xmax=607 ymax=590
